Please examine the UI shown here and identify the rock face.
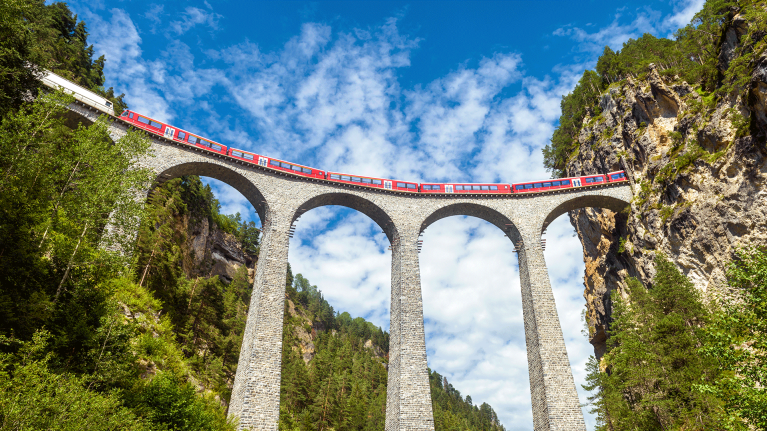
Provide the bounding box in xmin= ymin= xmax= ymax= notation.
xmin=567 ymin=62 xmax=767 ymax=358
xmin=184 ymin=215 xmax=257 ymax=284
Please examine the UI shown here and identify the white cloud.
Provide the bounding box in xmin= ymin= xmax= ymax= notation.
xmin=553 ymin=0 xmax=705 ymax=55
xmin=169 ymin=6 xmax=222 ymax=35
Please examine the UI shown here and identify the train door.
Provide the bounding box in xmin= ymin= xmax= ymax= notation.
xmin=445 ymin=185 xmax=454 ymax=193
xmin=258 ymin=157 xmax=268 ymax=167
xmin=384 ymin=181 xmax=392 ymax=190
xmin=573 ymin=179 xmax=581 ymax=187
xmin=164 ymin=127 xmax=175 ymax=139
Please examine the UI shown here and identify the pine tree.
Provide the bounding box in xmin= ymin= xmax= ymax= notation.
xmin=584 ymin=255 xmax=727 ymax=430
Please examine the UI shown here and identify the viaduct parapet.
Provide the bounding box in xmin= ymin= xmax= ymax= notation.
xmin=73 ymin=103 xmax=633 ymax=431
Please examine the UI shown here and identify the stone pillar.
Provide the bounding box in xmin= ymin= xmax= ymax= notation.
xmin=517 ymin=230 xmax=586 ymax=431
xmin=386 ymin=228 xmax=435 ymax=431
xmin=229 ymin=214 xmax=291 ymax=430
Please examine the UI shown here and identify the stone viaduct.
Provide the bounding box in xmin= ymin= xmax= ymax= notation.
xmin=71 ymin=101 xmax=633 ymax=431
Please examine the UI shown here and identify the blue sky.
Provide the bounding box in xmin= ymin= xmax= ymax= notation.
xmin=69 ymin=0 xmax=705 ymax=428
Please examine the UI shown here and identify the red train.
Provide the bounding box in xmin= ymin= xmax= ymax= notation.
xmin=119 ymin=109 xmax=628 ymax=195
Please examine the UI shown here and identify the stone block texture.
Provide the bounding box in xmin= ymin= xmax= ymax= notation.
xmin=101 ymin=115 xmax=632 ymax=431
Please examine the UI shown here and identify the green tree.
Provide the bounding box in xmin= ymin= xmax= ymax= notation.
xmin=699 ymin=247 xmax=767 ymax=428
xmin=0 ymin=331 xmax=153 ymax=431
xmin=584 ymin=255 xmax=728 ymax=430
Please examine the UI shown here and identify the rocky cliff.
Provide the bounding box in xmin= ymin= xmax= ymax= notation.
xmin=566 ymin=11 xmax=767 ymax=357
xmin=184 ymin=215 xmax=256 ymax=284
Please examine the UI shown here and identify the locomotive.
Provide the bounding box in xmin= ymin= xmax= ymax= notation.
xmin=119 ymin=109 xmax=628 ymax=194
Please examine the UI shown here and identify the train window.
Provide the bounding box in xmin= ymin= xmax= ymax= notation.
xmin=212 ymin=144 xmax=222 ymax=151
xmin=129 ymin=112 xmax=134 ymax=119
xmin=292 ymin=165 xmax=302 ymax=171
xmin=422 ymin=185 xmax=431 ymax=190
xmin=279 ymin=162 xmax=289 ymax=168
xmin=515 ymin=185 xmax=524 ymax=190
xmin=372 ymin=179 xmax=382 ymax=185
xmin=455 ymin=185 xmax=463 ymax=190
xmin=330 ymin=174 xmax=340 ymax=180
xmin=525 ymin=184 xmax=533 ymax=189
xmin=188 ymin=136 xmax=198 ymax=144
xmin=471 ymin=185 xmax=480 ymax=190
xmin=562 ymin=180 xmax=570 ymax=185
xmin=121 ymin=110 xmax=129 ymax=117
xmin=396 ymin=182 xmax=406 ymax=188
xmin=362 ymin=178 xmax=371 ymax=183
xmin=137 ymin=116 xmax=150 ymax=125
xmin=150 ymin=120 xmax=162 ymax=128
xmin=407 ymin=184 xmax=416 ymax=189
xmin=490 ymin=186 xmax=498 ymax=190
xmin=585 ymin=178 xmax=594 ymax=183
xmin=481 ymin=186 xmax=489 ymax=190
xmin=543 ymin=182 xmax=552 ymax=187
xmin=534 ymin=183 xmax=542 ymax=188
xmin=302 ymin=168 xmax=311 ymax=174
xmin=341 ymin=175 xmax=351 ymax=181
xmin=233 ymin=151 xmax=243 ymax=157
xmin=552 ymin=181 xmax=560 ymax=186
xmin=352 ymin=177 xmax=361 ymax=182
xmin=178 ymin=131 xmax=186 ymax=140
xmin=611 ymin=174 xmax=621 ymax=179
xmin=269 ymin=160 xmax=279 ymax=167
xmin=243 ymin=153 xmax=254 ymax=160
xmin=594 ymin=177 xmax=604 ymax=182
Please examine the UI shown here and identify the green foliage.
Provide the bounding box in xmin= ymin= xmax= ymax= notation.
xmin=429 ymin=370 xmax=505 ymax=431
xmin=584 ymin=255 xmax=728 ymax=430
xmin=128 ymin=372 xmax=236 ymax=431
xmin=719 ymin=2 xmax=767 ymax=98
xmin=0 ymin=0 xmax=44 ymax=117
xmin=699 ymin=247 xmax=767 ymax=428
xmin=617 ymin=236 xmax=627 ymax=254
xmin=0 ymin=331 xmax=153 ymax=431
xmin=659 ymin=204 xmax=675 ymax=224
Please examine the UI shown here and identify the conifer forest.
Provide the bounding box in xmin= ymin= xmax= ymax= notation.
xmin=2 ymin=0 xmax=767 ymax=430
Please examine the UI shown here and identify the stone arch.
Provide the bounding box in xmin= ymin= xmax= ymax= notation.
xmin=541 ymin=192 xmax=631 ymax=231
xmin=292 ymin=192 xmax=398 ymax=243
xmin=420 ymin=202 xmax=522 ymax=243
xmin=154 ymin=160 xmax=268 ymax=223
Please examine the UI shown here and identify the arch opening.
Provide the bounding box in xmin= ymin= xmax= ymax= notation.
xmin=419 ymin=202 xmax=522 ymax=244
xmin=154 ymin=161 xmax=268 ymax=224
xmin=418 ymin=213 xmax=528 ymax=428
xmin=292 ymin=192 xmax=397 ymax=243
xmin=280 ymin=203 xmax=394 ymax=429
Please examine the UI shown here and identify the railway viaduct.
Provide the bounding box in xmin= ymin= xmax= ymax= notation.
xmin=71 ymin=102 xmax=633 ymax=431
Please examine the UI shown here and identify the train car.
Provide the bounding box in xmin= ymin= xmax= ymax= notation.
xmin=120 ymin=110 xmax=227 ymax=155
xmin=607 ymin=170 xmax=628 ymax=182
xmin=326 ymin=172 xmax=418 ymax=193
xmin=260 ymin=154 xmax=325 ymax=179
xmin=420 ymin=183 xmax=511 ymax=194
xmin=41 ymin=70 xmax=115 ymax=116
xmin=511 ymin=178 xmax=574 ymax=194
xmin=578 ymin=174 xmax=608 ymax=187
